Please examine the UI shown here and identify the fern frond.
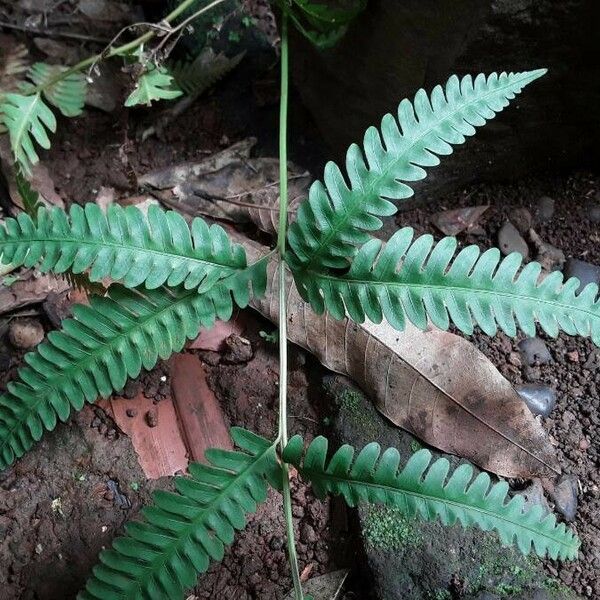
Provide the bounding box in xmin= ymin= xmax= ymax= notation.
xmin=0 ymin=283 xmax=250 ymax=470
xmin=286 ymin=70 xmax=547 ymax=270
xmin=25 ymin=62 xmax=87 ymax=117
xmin=0 ymin=92 xmax=56 ymax=174
xmin=0 ymin=203 xmax=266 ymax=299
xmin=293 ymin=228 xmax=600 ymax=345
xmin=171 ymin=49 xmax=245 ymax=98
xmin=79 ymin=428 xmax=281 ymax=600
xmin=125 ymin=64 xmax=183 ymax=107
xmin=0 ymin=44 xmax=29 ymax=134
xmin=283 ymin=436 xmax=579 ymax=560
xmin=0 ymin=43 xmax=28 ymax=90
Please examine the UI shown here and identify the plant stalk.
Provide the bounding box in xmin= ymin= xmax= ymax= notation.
xmin=32 ymin=0 xmax=228 ymax=93
xmin=276 ymin=11 xmax=304 ymax=600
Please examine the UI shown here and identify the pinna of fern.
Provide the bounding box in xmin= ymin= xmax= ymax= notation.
xmin=293 ymin=227 xmax=600 ymax=345
xmin=0 ymin=203 xmax=266 ymax=299
xmin=286 ymin=69 xmax=547 ymax=270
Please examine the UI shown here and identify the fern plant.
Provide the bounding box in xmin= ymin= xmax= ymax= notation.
xmin=0 ymin=3 xmax=594 ymax=599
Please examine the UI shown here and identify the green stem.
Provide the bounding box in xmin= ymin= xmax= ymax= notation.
xmin=276 ymin=12 xmax=304 ymax=600
xmin=31 ymin=0 xmax=227 ymax=93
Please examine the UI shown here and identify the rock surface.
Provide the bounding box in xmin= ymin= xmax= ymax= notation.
xmin=516 ymin=384 xmax=557 ymax=418
xmin=498 ymin=221 xmax=529 ymax=258
xmin=326 ymin=375 xmax=574 ymax=600
xmin=563 ymin=258 xmax=600 ymax=290
xmin=290 ymin=1 xmax=600 ymax=202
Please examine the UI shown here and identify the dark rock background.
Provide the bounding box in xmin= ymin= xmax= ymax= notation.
xmin=289 ymin=0 xmax=600 ymax=202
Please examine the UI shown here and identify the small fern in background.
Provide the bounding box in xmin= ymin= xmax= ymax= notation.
xmin=0 ymin=1 xmax=590 ymax=599
xmin=171 ymin=48 xmax=246 ymax=98
xmin=124 ymin=64 xmax=183 ymax=107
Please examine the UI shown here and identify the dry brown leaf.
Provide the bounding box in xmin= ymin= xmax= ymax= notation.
xmin=284 ymin=569 xmax=348 ymax=600
xmin=0 ymin=139 xmax=65 ymax=211
xmin=241 ymin=238 xmax=559 ymax=479
xmin=431 ymin=204 xmax=489 ymax=236
xmin=0 ymin=37 xmax=28 ymax=92
xmin=0 ymin=273 xmax=70 ymax=315
xmin=139 ymin=138 xmax=310 ymax=235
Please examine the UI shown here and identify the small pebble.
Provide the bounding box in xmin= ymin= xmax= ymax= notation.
xmin=145 ymin=409 xmax=158 ymax=428
xmin=8 ymin=318 xmax=44 ymax=349
xmin=563 ymin=258 xmax=600 ymax=290
xmin=566 ymin=350 xmax=579 ymax=363
xmin=535 ymin=195 xmax=555 ymax=222
xmin=222 ymin=334 xmax=253 ymax=364
xmin=551 ymin=474 xmax=579 ymax=522
xmin=498 ymin=221 xmax=529 ymax=258
xmin=126 ymin=408 xmax=137 ymax=418
xmin=521 ymin=478 xmax=551 ymax=514
xmin=508 ymin=207 xmax=532 ymax=234
xmin=586 ymin=202 xmax=600 ymax=223
xmin=518 ymin=337 xmax=552 ymax=366
xmin=515 ymin=384 xmax=557 ymax=417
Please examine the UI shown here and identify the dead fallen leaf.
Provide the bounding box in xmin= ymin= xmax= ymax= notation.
xmin=431 ymin=205 xmax=489 ymax=236
xmin=78 ymin=0 xmax=133 ymax=22
xmin=0 ymin=273 xmax=70 ymax=315
xmin=170 ymin=353 xmax=232 ymax=462
xmin=107 ymin=392 xmax=188 ymax=479
xmin=0 ymin=140 xmax=65 ymax=211
xmin=284 ymin=570 xmax=349 ymax=600
xmin=241 ymin=237 xmax=559 ymax=479
xmin=139 ymin=138 xmax=310 ymax=235
xmin=33 ymin=38 xmax=81 ymax=63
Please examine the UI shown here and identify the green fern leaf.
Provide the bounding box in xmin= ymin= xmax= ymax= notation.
xmin=293 ymin=228 xmax=600 ymax=345
xmin=125 ymin=64 xmax=183 ymax=107
xmin=286 ymin=70 xmax=546 ymax=270
xmin=0 ymin=283 xmax=251 ymax=470
xmin=0 ymin=91 xmax=56 ymax=174
xmin=79 ymin=428 xmax=281 ymax=599
xmin=0 ymin=203 xmax=266 ymax=299
xmin=283 ymin=436 xmax=579 ymax=560
xmin=26 ymin=62 xmax=87 ymax=117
